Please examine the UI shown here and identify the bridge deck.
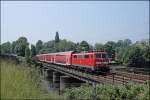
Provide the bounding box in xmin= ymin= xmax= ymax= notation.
xmin=40 ymin=61 xmax=148 ymax=85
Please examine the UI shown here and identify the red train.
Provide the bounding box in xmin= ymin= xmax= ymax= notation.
xmin=35 ymin=51 xmax=109 ymax=72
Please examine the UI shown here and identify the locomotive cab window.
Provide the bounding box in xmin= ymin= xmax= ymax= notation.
xmin=96 ymin=54 xmax=106 ymax=58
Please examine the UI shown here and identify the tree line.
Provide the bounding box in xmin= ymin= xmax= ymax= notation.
xmin=0 ymin=32 xmax=149 ymax=68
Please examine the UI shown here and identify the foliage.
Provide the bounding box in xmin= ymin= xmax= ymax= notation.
xmin=31 ymin=44 xmax=36 ymax=57
xmin=25 ymin=46 xmax=30 ymax=63
xmin=14 ymin=37 xmax=29 ymax=56
xmin=104 ymin=41 xmax=116 ymax=58
xmin=36 ymin=40 xmax=43 ymax=54
xmin=94 ymin=43 xmax=104 ymax=51
xmin=1 ymin=42 xmax=11 ymax=54
xmin=58 ymin=39 xmax=76 ymax=52
xmin=11 ymin=41 xmax=16 ymax=53
xmin=122 ymin=45 xmax=150 ymax=67
xmin=64 ymin=82 xmax=150 ymax=100
xmin=123 ymin=39 xmax=132 ymax=47
xmin=1 ymin=59 xmax=62 ymax=99
xmin=79 ymin=41 xmax=90 ymax=51
xmin=55 ymin=31 xmax=60 ymax=43
xmin=143 ymin=46 xmax=150 ymax=67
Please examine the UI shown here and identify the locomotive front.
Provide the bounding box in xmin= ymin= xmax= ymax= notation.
xmin=94 ymin=52 xmax=110 ymax=72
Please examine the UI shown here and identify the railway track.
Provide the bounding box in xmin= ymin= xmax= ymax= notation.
xmin=114 ymin=71 xmax=150 ymax=81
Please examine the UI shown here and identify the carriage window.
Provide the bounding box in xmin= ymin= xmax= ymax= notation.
xmin=77 ymin=55 xmax=84 ymax=58
xmin=77 ymin=55 xmax=80 ymax=58
xmin=85 ymin=55 xmax=89 ymax=58
xmin=96 ymin=54 xmax=101 ymax=58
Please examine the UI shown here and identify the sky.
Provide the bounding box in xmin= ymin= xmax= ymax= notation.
xmin=1 ymin=1 xmax=149 ymax=45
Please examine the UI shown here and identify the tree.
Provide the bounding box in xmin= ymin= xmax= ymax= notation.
xmin=11 ymin=41 xmax=16 ymax=53
xmin=94 ymin=43 xmax=104 ymax=51
xmin=123 ymin=46 xmax=144 ymax=67
xmin=116 ymin=40 xmax=124 ymax=47
xmin=55 ymin=31 xmax=60 ymax=43
xmin=80 ymin=41 xmax=89 ymax=51
xmin=142 ymin=46 xmax=150 ymax=67
xmin=30 ymin=44 xmax=36 ymax=57
xmin=1 ymin=42 xmax=11 ymax=54
xmin=75 ymin=42 xmax=81 ymax=53
xmin=15 ymin=37 xmax=29 ymax=56
xmin=36 ymin=40 xmax=43 ymax=54
xmin=25 ymin=46 xmax=30 ymax=63
xmin=123 ymin=39 xmax=132 ymax=47
xmin=104 ymin=41 xmax=116 ymax=59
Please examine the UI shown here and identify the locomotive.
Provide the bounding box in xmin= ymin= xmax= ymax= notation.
xmin=35 ymin=51 xmax=110 ymax=72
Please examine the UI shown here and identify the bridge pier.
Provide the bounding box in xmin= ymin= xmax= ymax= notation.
xmin=52 ymin=72 xmax=61 ymax=89
xmin=47 ymin=70 xmax=53 ymax=80
xmin=60 ymin=76 xmax=70 ymax=93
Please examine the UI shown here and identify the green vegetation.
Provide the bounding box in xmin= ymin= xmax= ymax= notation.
xmin=25 ymin=46 xmax=30 ymax=63
xmin=64 ymin=82 xmax=150 ymax=100
xmin=1 ymin=59 xmax=62 ymax=99
xmin=14 ymin=37 xmax=29 ymax=56
xmin=36 ymin=40 xmax=43 ymax=54
xmin=30 ymin=44 xmax=36 ymax=57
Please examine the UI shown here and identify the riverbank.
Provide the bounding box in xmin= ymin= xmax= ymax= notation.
xmin=0 ymin=59 xmax=62 ymax=99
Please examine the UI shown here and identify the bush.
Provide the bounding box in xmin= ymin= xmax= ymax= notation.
xmin=64 ymin=82 xmax=150 ymax=100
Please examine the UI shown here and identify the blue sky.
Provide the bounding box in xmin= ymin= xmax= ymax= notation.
xmin=1 ymin=1 xmax=149 ymax=45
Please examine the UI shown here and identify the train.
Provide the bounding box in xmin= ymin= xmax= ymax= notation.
xmin=34 ymin=51 xmax=110 ymax=72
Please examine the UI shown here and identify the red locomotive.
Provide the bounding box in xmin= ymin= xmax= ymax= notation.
xmin=35 ymin=51 xmax=109 ymax=72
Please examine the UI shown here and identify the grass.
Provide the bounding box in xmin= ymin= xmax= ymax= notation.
xmin=0 ymin=59 xmax=62 ymax=99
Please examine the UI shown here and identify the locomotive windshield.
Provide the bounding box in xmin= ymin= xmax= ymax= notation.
xmin=96 ymin=53 xmax=106 ymax=58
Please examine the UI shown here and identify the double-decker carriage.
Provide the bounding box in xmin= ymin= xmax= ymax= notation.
xmin=54 ymin=51 xmax=73 ymax=65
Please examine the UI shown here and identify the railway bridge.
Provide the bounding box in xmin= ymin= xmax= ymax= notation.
xmin=37 ymin=60 xmax=149 ymax=92
xmin=1 ymin=54 xmax=149 ymax=92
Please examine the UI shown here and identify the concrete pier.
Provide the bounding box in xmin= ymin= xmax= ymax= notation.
xmin=52 ymin=72 xmax=61 ymax=88
xmin=47 ymin=70 xmax=53 ymax=79
xmin=60 ymin=76 xmax=70 ymax=93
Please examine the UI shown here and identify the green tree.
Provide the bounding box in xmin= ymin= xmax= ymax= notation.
xmin=1 ymin=42 xmax=12 ymax=54
xmin=123 ymin=39 xmax=132 ymax=47
xmin=143 ymin=46 xmax=150 ymax=67
xmin=36 ymin=40 xmax=43 ymax=54
xmin=75 ymin=42 xmax=81 ymax=53
xmin=116 ymin=40 xmax=124 ymax=47
xmin=11 ymin=41 xmax=16 ymax=53
xmin=104 ymin=41 xmax=116 ymax=59
xmin=80 ymin=41 xmax=89 ymax=51
xmin=123 ymin=46 xmax=144 ymax=67
xmin=25 ymin=46 xmax=30 ymax=63
xmin=15 ymin=37 xmax=29 ymax=56
xmin=31 ymin=44 xmax=36 ymax=57
xmin=94 ymin=43 xmax=104 ymax=51
xmin=55 ymin=31 xmax=60 ymax=43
